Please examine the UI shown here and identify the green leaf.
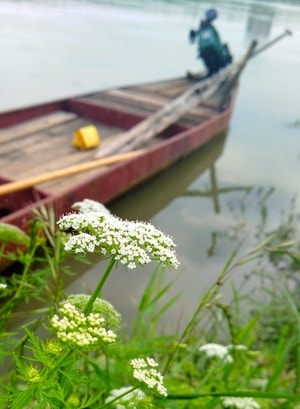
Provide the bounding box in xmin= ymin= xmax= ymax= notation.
xmin=0 ymin=223 xmax=30 ymax=246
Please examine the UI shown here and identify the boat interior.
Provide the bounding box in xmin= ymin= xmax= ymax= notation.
xmin=0 ymin=76 xmax=224 ymax=216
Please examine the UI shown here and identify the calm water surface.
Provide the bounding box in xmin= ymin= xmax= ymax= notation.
xmin=1 ymin=0 xmax=300 ymax=329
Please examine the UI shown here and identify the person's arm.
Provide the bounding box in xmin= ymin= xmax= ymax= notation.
xmin=189 ymin=29 xmax=197 ymax=43
xmin=189 ymin=20 xmax=203 ymax=43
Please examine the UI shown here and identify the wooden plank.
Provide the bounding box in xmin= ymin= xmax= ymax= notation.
xmin=130 ymin=79 xmax=198 ymax=99
xmin=103 ymin=89 xmax=216 ymax=117
xmin=128 ymin=79 xmax=227 ymax=109
xmin=0 ymin=121 xmax=126 ymax=181
xmin=104 ymin=88 xmax=170 ymax=110
xmin=0 ymin=111 xmax=77 ymax=143
xmin=125 ymin=77 xmax=192 ymax=94
xmin=0 ymin=116 xmax=83 ymax=160
xmin=90 ymin=89 xmax=215 ymax=122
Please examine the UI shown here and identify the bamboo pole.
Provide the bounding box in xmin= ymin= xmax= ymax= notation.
xmin=0 ymin=150 xmax=144 ymax=196
xmin=250 ymin=29 xmax=292 ymax=58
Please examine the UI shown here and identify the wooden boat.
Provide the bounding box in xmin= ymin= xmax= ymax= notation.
xmin=0 ymin=65 xmax=242 ymax=236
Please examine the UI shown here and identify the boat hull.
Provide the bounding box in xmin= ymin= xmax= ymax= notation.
xmin=0 ymin=74 xmax=236 ymax=231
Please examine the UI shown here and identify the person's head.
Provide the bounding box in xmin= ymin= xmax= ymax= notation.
xmin=205 ymin=8 xmax=218 ymax=22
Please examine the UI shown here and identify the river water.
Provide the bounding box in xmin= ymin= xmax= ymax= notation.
xmin=1 ymin=0 xmax=300 ymax=330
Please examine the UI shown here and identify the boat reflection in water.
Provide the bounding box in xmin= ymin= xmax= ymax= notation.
xmin=109 ymin=131 xmax=252 ymax=220
xmin=245 ymin=3 xmax=275 ymax=43
xmin=109 ymin=132 xmax=228 ymax=221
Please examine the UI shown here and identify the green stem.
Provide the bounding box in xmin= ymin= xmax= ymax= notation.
xmin=100 ymin=386 xmax=138 ymax=408
xmin=165 ymin=391 xmax=300 ymax=401
xmin=0 ymin=242 xmax=5 ymax=260
xmin=47 ymin=350 xmax=73 ymax=377
xmin=11 ymin=385 xmax=37 ymax=409
xmin=14 ymin=242 xmax=39 ymax=300
xmin=83 ymin=257 xmax=115 ymax=315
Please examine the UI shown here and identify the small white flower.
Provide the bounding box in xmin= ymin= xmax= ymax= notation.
xmin=105 ymin=386 xmax=145 ymax=409
xmin=222 ymin=397 xmax=260 ymax=409
xmin=227 ymin=344 xmax=248 ymax=351
xmin=130 ymin=357 xmax=167 ymax=397
xmin=64 ymin=233 xmax=98 ymax=253
xmin=250 ymin=378 xmax=268 ymax=390
xmin=199 ymin=343 xmax=233 ymax=364
xmin=72 ymin=199 xmax=112 ymax=215
xmin=0 ymin=283 xmax=7 ymax=290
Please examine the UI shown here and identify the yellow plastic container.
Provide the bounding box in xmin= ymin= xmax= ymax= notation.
xmin=72 ymin=125 xmax=100 ymax=150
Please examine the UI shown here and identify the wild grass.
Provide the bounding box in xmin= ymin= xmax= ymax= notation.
xmin=0 ymin=198 xmax=300 ymax=408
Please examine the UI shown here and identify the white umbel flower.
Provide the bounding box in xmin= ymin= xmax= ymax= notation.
xmin=222 ymin=397 xmax=260 ymax=409
xmin=58 ymin=201 xmax=179 ymax=269
xmin=0 ymin=283 xmax=7 ymax=290
xmin=198 ymin=343 xmax=233 ymax=364
xmin=130 ymin=357 xmax=167 ymax=397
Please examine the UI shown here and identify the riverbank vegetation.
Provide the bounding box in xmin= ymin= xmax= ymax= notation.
xmin=0 ymin=198 xmax=299 ymax=408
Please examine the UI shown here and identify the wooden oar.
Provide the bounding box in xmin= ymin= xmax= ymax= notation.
xmin=0 ymin=150 xmax=144 ymax=196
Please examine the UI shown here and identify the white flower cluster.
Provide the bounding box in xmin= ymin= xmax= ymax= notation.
xmin=198 ymin=343 xmax=233 ymax=364
xmin=57 ymin=202 xmax=179 ymax=269
xmin=222 ymin=397 xmax=260 ymax=409
xmin=64 ymin=233 xmax=98 ymax=253
xmin=0 ymin=283 xmax=7 ymax=290
xmin=105 ymin=386 xmax=145 ymax=409
xmin=72 ymin=199 xmax=112 ymax=215
xmin=130 ymin=357 xmax=168 ymax=397
xmin=50 ymin=302 xmax=116 ymax=348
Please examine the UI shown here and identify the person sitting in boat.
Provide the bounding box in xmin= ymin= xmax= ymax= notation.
xmin=189 ymin=8 xmax=233 ymax=76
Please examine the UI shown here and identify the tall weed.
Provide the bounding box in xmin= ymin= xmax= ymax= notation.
xmin=0 ymin=199 xmax=299 ymax=408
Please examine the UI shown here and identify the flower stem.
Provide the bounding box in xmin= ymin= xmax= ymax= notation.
xmin=84 ymin=257 xmax=115 ymax=315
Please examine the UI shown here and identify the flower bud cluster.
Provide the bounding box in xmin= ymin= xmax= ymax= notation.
xmin=66 ymin=394 xmax=81 ymax=407
xmin=50 ymin=301 xmax=117 ymax=349
xmin=23 ymin=365 xmax=42 ymax=384
xmin=57 ymin=201 xmax=179 ymax=270
xmin=130 ymin=357 xmax=168 ymax=397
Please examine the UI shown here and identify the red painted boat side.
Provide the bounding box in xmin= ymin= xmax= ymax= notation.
xmin=0 ymin=100 xmax=67 ymax=128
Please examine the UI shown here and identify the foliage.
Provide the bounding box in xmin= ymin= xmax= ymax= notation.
xmin=0 ymin=198 xmax=300 ymax=408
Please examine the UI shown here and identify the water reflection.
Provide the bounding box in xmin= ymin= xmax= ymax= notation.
xmin=181 ymin=167 xmax=252 ymax=214
xmin=245 ymin=4 xmax=275 ymax=42
xmin=106 ymin=130 xmax=256 ymax=224
xmin=109 ymin=132 xmax=228 ymax=221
